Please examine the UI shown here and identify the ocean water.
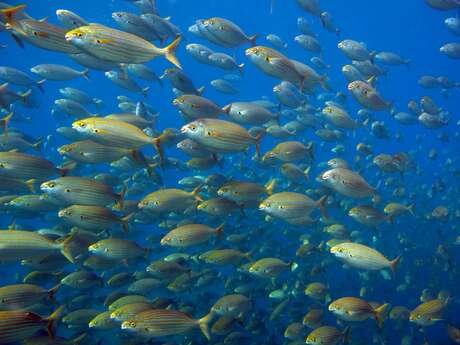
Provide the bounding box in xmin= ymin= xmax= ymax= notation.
xmin=0 ymin=0 xmax=459 ymax=344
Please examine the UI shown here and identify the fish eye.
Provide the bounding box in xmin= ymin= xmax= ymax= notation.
xmin=206 ymin=130 xmax=212 ymax=136
xmin=154 ymin=201 xmax=160 ymax=206
xmin=64 ymin=188 xmax=71 ymax=193
xmin=33 ymin=31 xmax=38 ymax=36
xmin=48 ymin=182 xmax=56 ymax=188
xmin=78 ymin=122 xmax=86 ymax=127
xmin=93 ymin=128 xmax=99 ymax=133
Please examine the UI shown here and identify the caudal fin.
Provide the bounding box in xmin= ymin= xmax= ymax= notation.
xmin=163 ymin=36 xmax=182 ymax=69
xmin=0 ymin=111 xmax=14 ymax=136
xmin=374 ymin=303 xmax=389 ymax=329
xmin=248 ymin=34 xmax=258 ymax=46
xmin=389 ymin=255 xmax=401 ymax=274
xmin=316 ymin=195 xmax=329 ymax=219
xmin=46 ymin=305 xmax=65 ymax=339
xmin=0 ymin=4 xmax=27 ymax=27
xmin=198 ymin=313 xmax=213 ymax=340
xmin=47 ymin=283 xmax=61 ymax=303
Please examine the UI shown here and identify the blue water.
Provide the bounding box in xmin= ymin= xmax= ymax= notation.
xmin=1 ymin=0 xmax=459 ymax=344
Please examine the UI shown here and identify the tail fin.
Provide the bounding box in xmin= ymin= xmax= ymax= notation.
xmin=389 ymin=255 xmax=401 ymax=274
xmin=254 ymin=133 xmax=263 ymax=158
xmin=0 ymin=5 xmax=27 ymax=28
xmin=316 ymin=195 xmax=329 ymax=219
xmin=374 ymin=303 xmax=389 ymax=329
xmin=120 ymin=213 xmax=134 ymax=233
xmin=162 ymin=36 xmax=182 ymax=69
xmin=59 ymin=234 xmax=76 ymax=263
xmin=36 ymin=79 xmax=45 ymax=93
xmin=265 ymin=178 xmax=277 ymax=195
xmin=0 ymin=111 xmax=13 ymax=136
xmin=81 ymin=69 xmax=90 ymax=81
xmin=198 ymin=313 xmax=212 ymax=340
xmin=238 ymin=63 xmax=245 ymax=76
xmin=407 ymin=204 xmax=415 ymax=216
xmin=116 ymin=186 xmax=126 ymax=210
xmin=215 ymin=223 xmax=225 ymax=239
xmin=404 ymin=60 xmax=411 ymax=70
xmin=47 ymin=283 xmax=61 ymax=303
xmin=152 ymin=137 xmax=164 ymax=168
xmin=197 ymin=86 xmax=205 ymax=95
xmin=342 ymin=326 xmax=351 ymax=344
xmin=222 ymin=104 xmax=232 ymax=114
xmin=248 ymin=34 xmax=258 ymax=46
xmin=46 ymin=305 xmax=65 ymax=339
xmin=142 ymin=86 xmax=150 ymax=98
xmin=33 ymin=138 xmax=44 ymax=151
xmin=26 ymin=178 xmax=37 ymax=193
xmin=191 ymin=183 xmax=204 ymax=202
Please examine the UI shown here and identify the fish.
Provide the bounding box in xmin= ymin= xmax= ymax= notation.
xmin=329 ymin=297 xmax=389 ymax=327
xmin=330 ymin=242 xmax=401 ymax=273
xmin=65 ymin=24 xmax=182 ymax=68
xmin=121 ymin=309 xmax=211 ymax=339
xmin=160 ymin=223 xmax=224 ymax=247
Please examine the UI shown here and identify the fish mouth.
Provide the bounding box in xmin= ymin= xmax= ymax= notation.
xmin=347 ymin=83 xmax=355 ymax=90
xmin=57 ymin=210 xmax=65 ymax=217
xmin=180 ymin=126 xmax=188 ymax=133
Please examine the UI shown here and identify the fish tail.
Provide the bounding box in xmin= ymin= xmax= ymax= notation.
xmin=304 ymin=166 xmax=311 ymax=179
xmin=120 ymin=212 xmax=134 ymax=233
xmin=46 ymin=305 xmax=65 ymax=339
xmin=289 ymin=262 xmax=298 ymax=272
xmin=198 ymin=312 xmax=213 ymax=340
xmin=222 ymin=104 xmax=232 ymax=114
xmin=142 ymin=86 xmax=150 ymax=98
xmin=191 ymin=183 xmax=204 ymax=202
xmin=47 ymin=283 xmax=61 ymax=303
xmin=248 ymin=34 xmax=258 ymax=46
xmin=373 ymin=303 xmax=389 ymax=328
xmin=32 ymin=138 xmax=44 ymax=151
xmin=255 ymin=133 xmax=264 ymax=158
xmin=162 ymin=35 xmax=182 ymax=69
xmin=215 ymin=223 xmax=225 ymax=239
xmin=389 ymin=255 xmax=401 ymax=274
xmin=342 ymin=326 xmax=351 ymax=344
xmin=0 ymin=4 xmax=27 ymax=27
xmin=408 ymin=203 xmax=415 ymax=216
xmin=0 ymin=111 xmax=14 ymax=136
xmin=116 ymin=185 xmax=127 ymax=210
xmin=81 ymin=69 xmax=90 ymax=81
xmin=265 ymin=178 xmax=277 ymax=195
xmin=152 ymin=136 xmax=164 ymax=168
xmin=26 ymin=178 xmax=37 ymax=193
xmin=316 ymin=195 xmax=329 ymax=219
xmin=36 ymin=79 xmax=46 ymax=93
xmin=197 ymin=85 xmax=205 ymax=95
xmin=319 ymin=75 xmax=331 ymax=91
xmin=60 ymin=234 xmax=76 ymax=263
xmin=238 ymin=63 xmax=245 ymax=76
xmin=404 ymin=60 xmax=411 ymax=69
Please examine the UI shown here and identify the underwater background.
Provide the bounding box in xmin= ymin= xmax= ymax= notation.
xmin=0 ymin=0 xmax=459 ymax=344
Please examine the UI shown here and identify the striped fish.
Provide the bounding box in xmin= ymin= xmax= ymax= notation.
xmin=138 ymin=186 xmax=203 ymax=214
xmin=259 ymin=192 xmax=327 ymax=220
xmin=409 ymin=299 xmax=448 ymax=326
xmin=40 ymin=176 xmax=124 ymax=207
xmin=0 ymin=152 xmax=66 ymax=181
xmin=0 ymin=284 xmax=60 ymax=310
xmin=72 ymin=117 xmax=164 ymax=164
xmin=0 ymin=306 xmax=63 ymax=343
xmin=110 ymin=302 xmax=153 ymax=322
xmin=121 ymin=309 xmax=211 ymax=340
xmin=58 ymin=140 xmax=135 ymax=164
xmin=330 ymin=242 xmax=401 ymax=273
xmin=0 ymin=230 xmax=75 ymax=263
xmin=160 ymin=223 xmax=224 ymax=247
xmin=1 ymin=5 xmax=79 ymax=53
xmin=245 ymin=46 xmax=304 ymax=87
xmin=65 ymin=24 xmax=182 ymax=68
xmin=88 ymin=238 xmax=147 ymax=261
xmin=181 ymin=118 xmax=262 ymax=154
xmin=306 ymin=326 xmax=349 ymax=345
xmin=328 ymin=297 xmax=389 ymax=327
xmin=58 ymin=205 xmax=132 ymax=232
